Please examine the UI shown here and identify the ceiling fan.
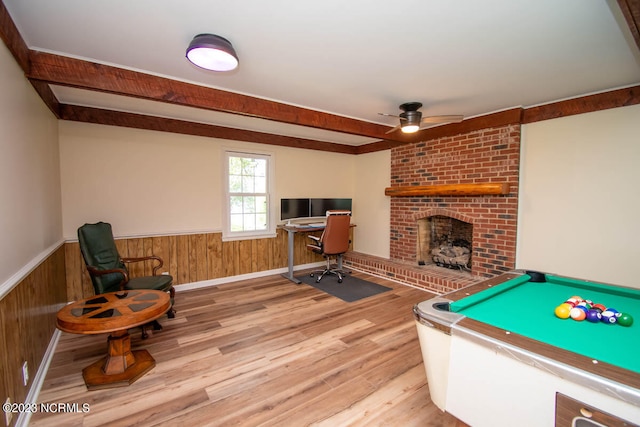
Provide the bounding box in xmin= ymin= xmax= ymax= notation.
xmin=379 ymin=102 xmax=464 ymax=134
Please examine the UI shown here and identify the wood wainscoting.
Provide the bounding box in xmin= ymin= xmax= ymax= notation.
xmin=65 ymin=227 xmax=354 ymax=301
xmin=0 ymin=245 xmax=67 ymax=422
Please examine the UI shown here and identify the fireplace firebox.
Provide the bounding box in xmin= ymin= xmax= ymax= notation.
xmin=417 ymin=216 xmax=473 ymax=270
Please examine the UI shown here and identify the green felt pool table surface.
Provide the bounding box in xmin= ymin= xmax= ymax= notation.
xmin=449 ymin=273 xmax=640 ymax=374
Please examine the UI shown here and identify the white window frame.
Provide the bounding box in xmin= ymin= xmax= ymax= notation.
xmin=222 ymin=150 xmax=276 ymax=241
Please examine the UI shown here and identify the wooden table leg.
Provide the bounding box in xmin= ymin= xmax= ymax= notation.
xmin=103 ymin=329 xmax=136 ymax=374
xmin=82 ymin=329 xmax=156 ymax=390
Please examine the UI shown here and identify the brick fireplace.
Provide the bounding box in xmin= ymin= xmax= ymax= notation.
xmin=346 ymin=124 xmax=521 ymax=294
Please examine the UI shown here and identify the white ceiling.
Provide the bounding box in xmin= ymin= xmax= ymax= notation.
xmin=5 ymin=0 xmax=640 ymax=145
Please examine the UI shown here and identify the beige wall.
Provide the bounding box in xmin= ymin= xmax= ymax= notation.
xmin=353 ymin=150 xmax=390 ymax=257
xmin=59 ymin=121 xmax=359 ymax=240
xmin=518 ymin=104 xmax=640 ymax=288
xmin=0 ymin=42 xmax=61 ymax=287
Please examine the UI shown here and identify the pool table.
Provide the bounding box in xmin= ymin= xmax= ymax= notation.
xmin=414 ymin=270 xmax=640 ymax=427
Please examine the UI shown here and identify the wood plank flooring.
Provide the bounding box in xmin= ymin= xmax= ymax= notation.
xmin=30 ymin=270 xmax=463 ymax=427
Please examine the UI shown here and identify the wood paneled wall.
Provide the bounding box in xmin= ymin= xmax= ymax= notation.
xmin=65 ymin=227 xmax=353 ymax=301
xmin=0 ymin=246 xmax=67 ymax=427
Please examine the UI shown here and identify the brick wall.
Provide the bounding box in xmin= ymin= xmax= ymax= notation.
xmin=389 ymin=124 xmax=521 ymax=278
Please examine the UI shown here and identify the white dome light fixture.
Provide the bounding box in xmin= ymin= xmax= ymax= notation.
xmin=186 ymin=34 xmax=238 ymax=72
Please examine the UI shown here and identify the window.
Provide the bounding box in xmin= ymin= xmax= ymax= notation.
xmin=223 ymin=151 xmax=275 ymax=241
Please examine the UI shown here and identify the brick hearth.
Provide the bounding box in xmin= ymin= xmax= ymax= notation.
xmin=344 ymin=252 xmax=483 ymax=294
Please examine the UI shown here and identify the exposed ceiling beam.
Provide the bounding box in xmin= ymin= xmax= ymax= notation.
xmin=27 ymin=51 xmax=412 ymax=143
xmin=60 ymin=104 xmax=359 ymax=154
xmin=0 ymin=1 xmax=61 ymax=117
xmin=0 ymin=0 xmax=28 ymax=71
xmin=522 ymin=85 xmax=640 ymax=123
xmin=618 ymin=0 xmax=640 ymax=51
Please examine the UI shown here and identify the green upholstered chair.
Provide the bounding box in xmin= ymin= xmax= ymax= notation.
xmin=77 ymin=222 xmax=175 ymax=338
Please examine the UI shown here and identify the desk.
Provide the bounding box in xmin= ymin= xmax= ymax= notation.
xmin=280 ymin=224 xmax=325 ymax=284
xmin=57 ymin=289 xmax=170 ymax=390
xmin=414 ymin=271 xmax=640 ymax=426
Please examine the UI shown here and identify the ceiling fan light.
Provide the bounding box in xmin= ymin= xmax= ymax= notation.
xmin=401 ymin=124 xmax=420 ymax=133
xmin=400 ymin=110 xmax=422 ymax=133
xmin=186 ymin=34 xmax=238 ymax=71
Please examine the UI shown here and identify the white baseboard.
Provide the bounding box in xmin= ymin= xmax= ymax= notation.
xmin=16 ymin=329 xmax=62 ymax=427
xmin=174 ymin=261 xmax=325 ymax=291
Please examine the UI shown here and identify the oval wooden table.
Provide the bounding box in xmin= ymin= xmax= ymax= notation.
xmin=57 ymin=289 xmax=171 ymax=390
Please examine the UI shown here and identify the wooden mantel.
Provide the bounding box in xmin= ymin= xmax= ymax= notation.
xmin=385 ymin=183 xmax=510 ymax=197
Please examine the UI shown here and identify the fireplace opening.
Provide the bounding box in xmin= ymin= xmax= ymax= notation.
xmin=417 ymin=216 xmax=473 ymax=271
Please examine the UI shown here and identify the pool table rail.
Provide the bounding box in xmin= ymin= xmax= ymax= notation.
xmin=444 ymin=271 xmax=523 ymax=303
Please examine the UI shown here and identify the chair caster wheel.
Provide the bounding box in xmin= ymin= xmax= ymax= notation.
xmin=315 ymin=278 xmax=321 ymax=283
xmin=338 ymin=279 xmax=343 ymax=283
xmin=310 ymin=273 xmax=315 ymax=277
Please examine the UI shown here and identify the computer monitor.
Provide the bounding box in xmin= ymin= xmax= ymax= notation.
xmin=280 ymin=198 xmax=310 ymax=221
xmin=310 ymin=198 xmax=352 ymax=217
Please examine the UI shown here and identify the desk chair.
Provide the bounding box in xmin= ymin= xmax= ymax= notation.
xmin=78 ymin=222 xmax=175 ymax=338
xmin=307 ymin=210 xmax=351 ymax=283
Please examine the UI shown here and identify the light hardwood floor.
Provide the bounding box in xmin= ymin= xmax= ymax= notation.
xmin=30 ymin=270 xmax=463 ymax=427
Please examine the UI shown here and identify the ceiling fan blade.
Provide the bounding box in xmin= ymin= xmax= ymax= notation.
xmin=421 ymin=115 xmax=464 ymax=124
xmin=385 ymin=124 xmax=402 ymax=134
xmin=378 ymin=112 xmax=399 ymax=118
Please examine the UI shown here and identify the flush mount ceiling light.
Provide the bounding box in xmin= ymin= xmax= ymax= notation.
xmin=186 ymin=33 xmax=238 ymax=72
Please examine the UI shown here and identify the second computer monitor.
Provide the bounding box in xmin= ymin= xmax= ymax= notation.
xmin=310 ymin=198 xmax=352 ymax=217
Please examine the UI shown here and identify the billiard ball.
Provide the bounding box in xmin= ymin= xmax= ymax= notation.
xmin=554 ymin=304 xmax=571 ymax=319
xmin=617 ymin=313 xmax=634 ymax=327
xmin=570 ymin=307 xmax=586 ymax=321
xmin=601 ymin=309 xmax=618 ymax=324
xmin=577 ymin=302 xmax=592 ymax=310
xmin=592 ymin=303 xmax=606 ymax=312
xmin=586 ymin=309 xmax=602 ymax=323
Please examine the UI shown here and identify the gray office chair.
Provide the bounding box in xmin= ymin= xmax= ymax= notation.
xmin=307 ymin=210 xmax=351 ymax=283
